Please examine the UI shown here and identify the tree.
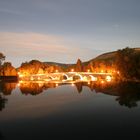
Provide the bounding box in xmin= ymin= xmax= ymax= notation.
xmin=0 ymin=52 xmax=5 ymax=66
xmin=75 ymin=58 xmax=83 ymax=72
xmin=0 ymin=62 xmax=17 ymax=76
xmin=115 ymin=47 xmax=140 ymax=80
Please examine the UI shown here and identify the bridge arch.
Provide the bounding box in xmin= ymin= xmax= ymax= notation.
xmin=73 ymin=73 xmax=83 ymax=80
xmin=59 ymin=73 xmax=69 ymax=80
xmin=47 ymin=75 xmax=54 ymax=80
xmin=89 ymin=75 xmax=97 ymax=81
xmin=62 ymin=73 xmax=69 ymax=80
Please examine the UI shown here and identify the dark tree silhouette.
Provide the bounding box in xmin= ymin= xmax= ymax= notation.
xmin=0 ymin=95 xmax=7 ymax=111
xmin=115 ymin=47 xmax=140 ymax=80
xmin=75 ymin=58 xmax=83 ymax=72
xmin=0 ymin=52 xmax=5 ymax=66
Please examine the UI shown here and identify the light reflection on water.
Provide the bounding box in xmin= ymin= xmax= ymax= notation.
xmin=1 ymin=80 xmax=140 ymax=108
xmin=0 ymin=81 xmax=140 ymax=139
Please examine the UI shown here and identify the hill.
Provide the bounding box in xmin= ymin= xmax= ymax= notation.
xmin=44 ymin=47 xmax=140 ymax=70
xmin=44 ymin=62 xmax=73 ymax=68
xmin=84 ymin=47 xmax=140 ymax=65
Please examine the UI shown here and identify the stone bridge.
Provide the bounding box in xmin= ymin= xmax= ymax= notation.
xmin=27 ymin=72 xmax=112 ymax=81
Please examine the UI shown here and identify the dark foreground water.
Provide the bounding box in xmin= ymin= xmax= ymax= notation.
xmin=0 ymin=81 xmax=140 ymax=139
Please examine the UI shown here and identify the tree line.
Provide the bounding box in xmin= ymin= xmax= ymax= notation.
xmin=0 ymin=47 xmax=140 ymax=81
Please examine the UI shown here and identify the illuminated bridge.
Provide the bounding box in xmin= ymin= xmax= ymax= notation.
xmin=19 ymin=72 xmax=112 ymax=82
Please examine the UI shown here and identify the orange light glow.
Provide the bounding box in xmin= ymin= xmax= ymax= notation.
xmin=87 ymin=69 xmax=90 ymax=72
xmin=17 ymin=83 xmax=20 ymax=87
xmin=38 ymin=77 xmax=41 ymax=80
xmin=55 ymin=69 xmax=58 ymax=73
xmin=19 ymin=80 xmax=23 ymax=83
xmin=71 ymin=69 xmax=74 ymax=72
xmin=71 ymin=83 xmax=75 ymax=86
xmin=19 ymin=74 xmax=23 ymax=77
xmin=106 ymin=75 xmax=112 ymax=82
xmin=101 ymin=70 xmax=104 ymax=73
xmin=88 ymin=81 xmax=90 ymax=85
xmin=30 ymin=77 xmax=34 ymax=81
xmin=90 ymin=76 xmax=97 ymax=81
xmin=101 ymin=80 xmax=105 ymax=84
xmin=18 ymin=72 xmax=24 ymax=77
xmin=39 ymin=83 xmax=43 ymax=87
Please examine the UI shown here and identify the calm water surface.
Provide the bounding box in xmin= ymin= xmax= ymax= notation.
xmin=0 ymin=81 xmax=140 ymax=139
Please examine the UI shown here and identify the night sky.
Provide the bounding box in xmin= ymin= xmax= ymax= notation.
xmin=0 ymin=0 xmax=140 ymax=67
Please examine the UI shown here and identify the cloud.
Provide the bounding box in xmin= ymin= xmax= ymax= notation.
xmin=0 ymin=32 xmax=98 ymax=66
xmin=0 ymin=32 xmax=67 ymax=55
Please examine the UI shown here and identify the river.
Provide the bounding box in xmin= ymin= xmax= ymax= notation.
xmin=0 ymin=81 xmax=140 ymax=139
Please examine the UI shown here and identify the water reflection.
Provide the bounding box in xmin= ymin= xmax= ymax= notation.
xmin=0 ymin=82 xmax=16 ymax=95
xmin=116 ymin=82 xmax=140 ymax=108
xmin=0 ymin=81 xmax=140 ymax=109
xmin=0 ymin=95 xmax=7 ymax=111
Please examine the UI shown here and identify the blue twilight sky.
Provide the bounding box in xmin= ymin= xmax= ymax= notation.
xmin=0 ymin=0 xmax=140 ymax=67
